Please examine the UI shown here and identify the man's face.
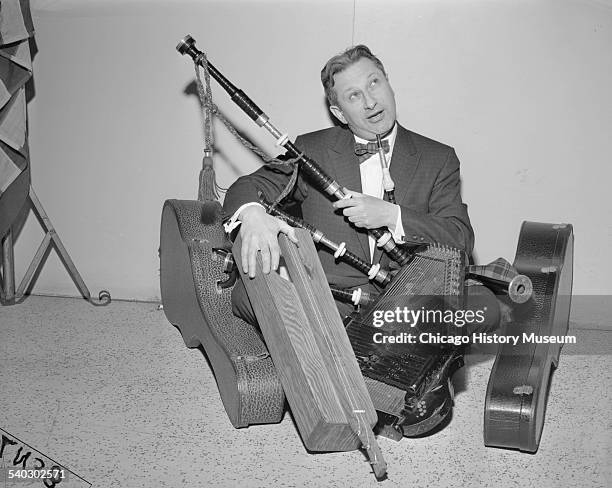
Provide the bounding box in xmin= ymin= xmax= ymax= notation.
xmin=329 ymin=57 xmax=397 ymax=140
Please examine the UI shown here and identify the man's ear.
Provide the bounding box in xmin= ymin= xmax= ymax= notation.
xmin=329 ymin=105 xmax=347 ymax=125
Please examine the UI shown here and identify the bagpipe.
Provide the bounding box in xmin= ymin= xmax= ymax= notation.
xmin=160 ymin=35 xmax=574 ymax=480
xmin=175 ymin=35 xmax=532 ymax=302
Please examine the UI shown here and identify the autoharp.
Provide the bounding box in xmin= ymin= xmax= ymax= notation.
xmin=345 ymin=243 xmax=467 ymax=438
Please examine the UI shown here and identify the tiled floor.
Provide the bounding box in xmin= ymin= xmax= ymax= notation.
xmin=0 ymin=295 xmax=610 ymax=487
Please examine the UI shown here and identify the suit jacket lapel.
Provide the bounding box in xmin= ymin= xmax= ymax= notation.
xmin=390 ymin=124 xmax=421 ymax=206
xmin=327 ymin=129 xmax=371 ymax=262
xmin=372 ymin=124 xmax=421 ymax=264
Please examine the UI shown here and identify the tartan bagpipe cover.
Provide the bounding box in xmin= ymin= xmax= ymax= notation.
xmin=0 ymin=0 xmax=34 ymax=238
xmin=466 ymin=258 xmax=520 ymax=285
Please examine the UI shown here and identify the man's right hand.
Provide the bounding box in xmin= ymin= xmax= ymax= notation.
xmin=238 ymin=205 xmax=298 ymax=278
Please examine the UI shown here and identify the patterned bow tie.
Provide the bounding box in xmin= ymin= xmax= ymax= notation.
xmin=354 ymin=140 xmax=390 ymax=164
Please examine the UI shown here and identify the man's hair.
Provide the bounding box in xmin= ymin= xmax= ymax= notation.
xmin=320 ymin=44 xmax=387 ymax=106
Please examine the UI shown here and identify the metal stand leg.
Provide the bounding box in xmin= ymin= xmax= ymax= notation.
xmin=0 ymin=185 xmax=110 ymax=306
xmin=1 ymin=229 xmax=16 ymax=304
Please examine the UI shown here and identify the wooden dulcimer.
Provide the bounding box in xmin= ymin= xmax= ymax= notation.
xmin=233 ymin=229 xmax=387 ymax=479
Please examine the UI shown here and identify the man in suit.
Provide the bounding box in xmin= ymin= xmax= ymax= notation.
xmin=223 ymin=45 xmax=497 ymax=327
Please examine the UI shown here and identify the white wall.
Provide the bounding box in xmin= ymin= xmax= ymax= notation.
xmin=11 ymin=0 xmax=612 ymax=301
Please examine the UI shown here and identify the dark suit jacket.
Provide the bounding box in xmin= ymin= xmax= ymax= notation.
xmin=223 ymin=123 xmax=474 ymax=291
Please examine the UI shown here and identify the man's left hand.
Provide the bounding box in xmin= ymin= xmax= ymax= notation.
xmin=332 ymin=189 xmax=398 ymax=229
